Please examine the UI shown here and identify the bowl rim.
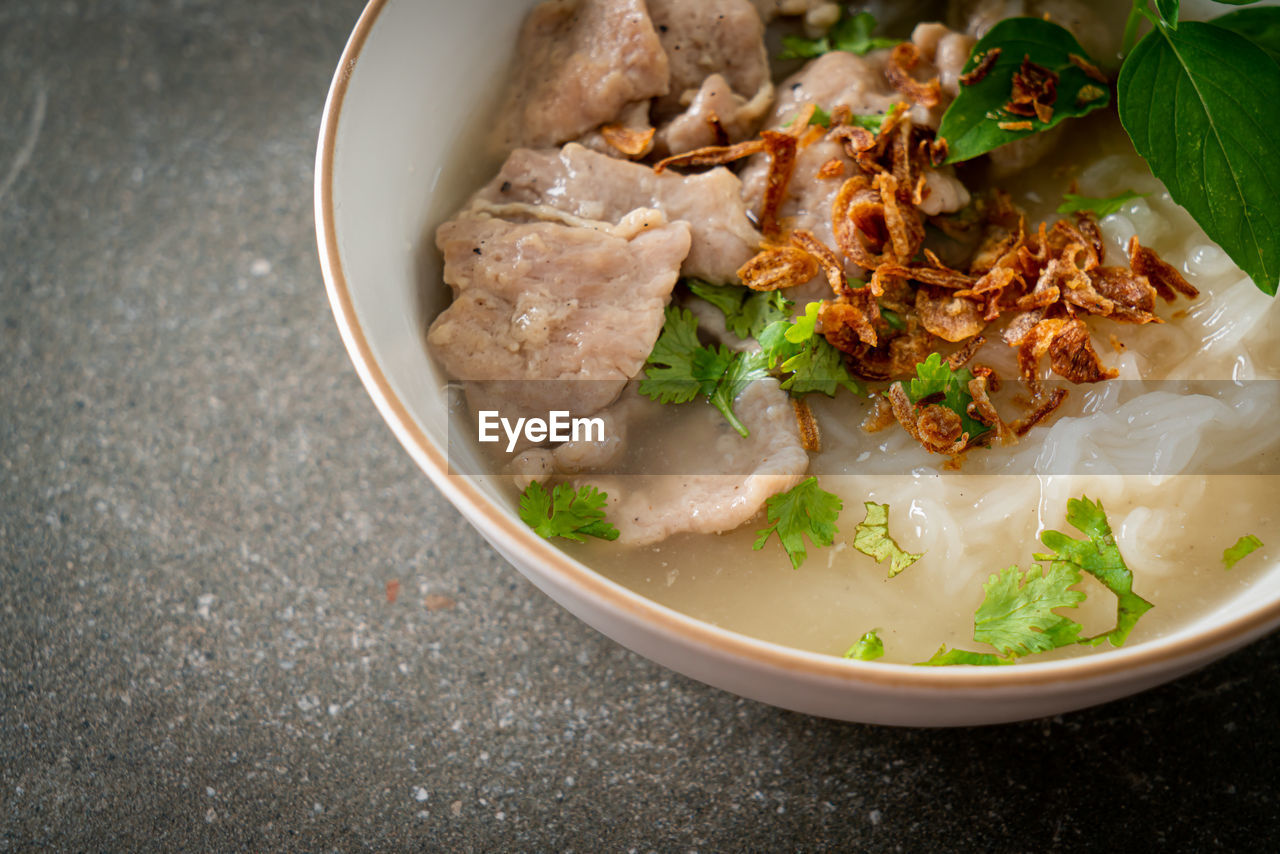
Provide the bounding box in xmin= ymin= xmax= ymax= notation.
xmin=315 ymin=0 xmax=1280 ymax=692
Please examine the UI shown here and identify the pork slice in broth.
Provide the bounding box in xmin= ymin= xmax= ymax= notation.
xmin=494 ymin=0 xmax=669 ymax=151
xmin=646 ymin=0 xmax=774 ymax=154
xmin=587 ymin=379 xmax=808 ymax=544
xmin=427 ymin=212 xmax=692 ymax=420
xmin=474 ymin=143 xmax=761 ymax=283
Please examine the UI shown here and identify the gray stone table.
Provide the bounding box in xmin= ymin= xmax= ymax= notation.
xmin=2 ymin=1 xmax=1279 ymax=850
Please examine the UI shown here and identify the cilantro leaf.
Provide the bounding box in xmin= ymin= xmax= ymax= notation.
xmin=852 ymin=113 xmax=886 ymax=134
xmin=753 ymin=476 xmax=842 ymax=570
xmin=974 ymin=564 xmax=1084 ymax=656
xmin=1057 ymin=189 xmax=1147 ymax=218
xmin=1034 ymin=496 xmax=1153 ymax=647
xmin=685 ymin=279 xmax=792 ymax=340
xmin=639 ymin=305 xmax=767 ymax=437
xmin=843 ymin=629 xmax=885 ymax=661
xmin=1118 ymin=16 xmax=1280 ymax=295
xmin=638 ymin=306 xmax=705 ymax=405
xmin=757 ymin=304 xmax=863 ymax=398
xmin=707 ymin=349 xmax=770 ymax=437
xmin=939 ymin=17 xmax=1111 ymax=164
xmin=880 ymin=307 xmax=905 ymax=331
xmin=777 ymin=10 xmax=897 ymax=60
xmin=916 ymin=563 xmax=1083 ymax=665
xmin=917 ymin=646 xmax=1016 ymax=666
xmin=852 ymin=502 xmax=923 ymax=578
xmin=785 ymin=300 xmax=821 ymax=343
xmin=1224 ymin=534 xmax=1264 ymax=570
xmin=782 ymin=105 xmax=832 ymax=129
xmin=905 ymin=353 xmax=989 ymax=441
xmin=519 ymin=481 xmax=619 ymax=542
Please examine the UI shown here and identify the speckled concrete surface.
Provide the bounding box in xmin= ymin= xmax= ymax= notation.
xmin=2 ymin=1 xmax=1279 ymax=851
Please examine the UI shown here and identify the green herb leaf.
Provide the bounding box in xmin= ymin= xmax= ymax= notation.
xmin=1034 ymin=496 xmax=1153 ymax=647
xmin=880 ymin=307 xmax=906 ymax=331
xmin=974 ymin=564 xmax=1084 ymax=657
xmin=1212 ymin=7 xmax=1280 ymax=64
xmin=1057 ymin=189 xmax=1147 ymax=218
xmin=843 ymin=629 xmax=885 ymax=661
xmin=1118 ymin=19 xmax=1280 ymax=295
xmin=638 ymin=306 xmax=706 ymax=405
xmin=686 ymin=279 xmax=793 ymax=341
xmin=783 ymin=105 xmax=832 ymax=129
xmin=852 ymin=502 xmax=923 ymax=578
xmin=777 ymin=10 xmax=897 ymax=60
xmin=519 ymin=481 xmax=619 ymax=542
xmin=918 ymin=563 xmax=1083 ymax=665
xmin=639 ymin=305 xmax=766 ymax=437
xmin=852 ymin=113 xmax=886 ymax=134
xmin=757 ymin=305 xmax=862 ymax=398
xmin=753 ymin=476 xmax=842 ymax=570
xmin=939 ymin=17 xmax=1111 ymax=164
xmin=917 ymin=645 xmax=1017 ymax=666
xmin=1154 ymin=0 xmax=1180 ymax=30
xmin=707 ymin=349 xmax=770 ymax=437
xmin=1224 ymin=534 xmax=1264 ymax=569
xmin=905 ymin=353 xmax=990 ymax=441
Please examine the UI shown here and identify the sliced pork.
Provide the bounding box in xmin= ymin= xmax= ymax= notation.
xmin=472 ymin=143 xmax=761 ymax=283
xmin=646 ymin=0 xmax=774 ymax=154
xmin=588 ymin=379 xmax=808 ymax=544
xmin=427 ymin=210 xmax=691 ymax=420
xmin=495 ymin=0 xmax=669 ymax=151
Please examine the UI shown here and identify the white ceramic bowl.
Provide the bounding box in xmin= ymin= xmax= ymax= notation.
xmin=315 ymin=0 xmax=1280 ymax=725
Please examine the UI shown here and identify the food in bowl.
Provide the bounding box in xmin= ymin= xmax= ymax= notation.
xmin=421 ymin=0 xmax=1277 ymax=666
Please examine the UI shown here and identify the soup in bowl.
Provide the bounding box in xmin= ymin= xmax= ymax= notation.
xmin=316 ymin=0 xmax=1279 ymax=724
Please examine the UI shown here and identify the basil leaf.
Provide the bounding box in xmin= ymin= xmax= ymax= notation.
xmin=1155 ymin=0 xmax=1180 ymax=29
xmin=1118 ymin=21 xmax=1280 ymax=295
xmin=1211 ymin=7 xmax=1280 ymax=65
xmin=939 ymin=17 xmax=1111 ymax=164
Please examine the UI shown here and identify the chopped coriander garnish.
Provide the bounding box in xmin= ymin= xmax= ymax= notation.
xmin=974 ymin=564 xmax=1085 ymax=656
xmin=1034 ymin=496 xmax=1153 ymax=648
xmin=753 ymin=476 xmax=842 ymax=570
xmin=1057 ymin=190 xmax=1147 ymax=218
xmin=1223 ymin=534 xmax=1264 ymax=570
xmin=639 ymin=305 xmax=769 ymax=437
xmin=782 ymin=105 xmax=832 ymax=129
xmin=685 ymin=279 xmax=792 ymax=340
xmin=918 ymin=646 xmax=1016 ymax=667
xmin=918 ymin=563 xmax=1084 ymax=665
xmin=905 ymin=353 xmax=989 ymax=442
xmin=852 ymin=113 xmax=886 ymax=134
xmin=778 ymin=10 xmax=897 ymax=60
xmin=757 ymin=303 xmax=863 ymax=398
xmin=518 ymin=481 xmax=619 ymax=542
xmin=880 ymin=307 xmax=905 ymax=331
xmin=852 ymin=502 xmax=923 ymax=578
xmin=843 ymin=629 xmax=885 ymax=661
xmin=706 ymin=348 xmax=771 ymax=437
xmin=919 ymin=496 xmax=1150 ymax=666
